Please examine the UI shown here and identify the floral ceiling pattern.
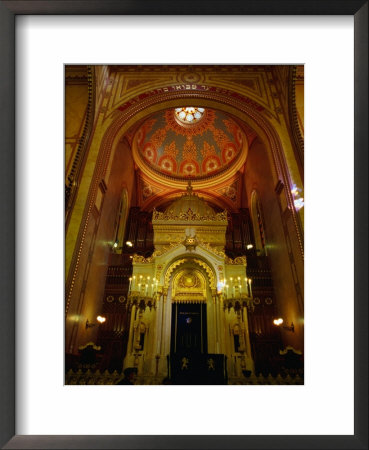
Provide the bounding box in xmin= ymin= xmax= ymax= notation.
xmin=135 ymin=108 xmax=244 ymax=180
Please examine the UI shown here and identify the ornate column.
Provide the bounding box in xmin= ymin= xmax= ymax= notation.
xmin=218 ymin=294 xmax=226 ymax=355
xmin=125 ymin=302 xmax=136 ymax=366
xmin=225 ymin=305 xmax=233 ymax=358
xmin=212 ymin=292 xmax=218 ymax=353
xmin=225 ymin=305 xmax=235 ymax=377
xmin=242 ymin=305 xmax=252 ymax=358
xmin=215 ymin=294 xmax=222 ymax=354
xmin=160 ymin=290 xmax=168 ymax=355
xmin=155 ymin=293 xmax=163 ymax=355
xmin=133 ymin=306 xmax=144 ymax=353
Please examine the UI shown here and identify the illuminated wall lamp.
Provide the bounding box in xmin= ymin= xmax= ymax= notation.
xmin=86 ymin=315 xmax=106 ymax=329
xmin=112 ymin=239 xmax=134 ymax=250
xmin=112 ymin=240 xmax=123 ymax=250
xmin=273 ymin=318 xmax=294 ymax=332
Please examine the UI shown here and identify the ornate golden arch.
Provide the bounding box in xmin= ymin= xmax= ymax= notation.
xmin=163 ymin=257 xmax=216 ymax=291
xmin=171 ymin=268 xmax=207 ymax=303
xmin=66 ymin=88 xmax=304 ymax=312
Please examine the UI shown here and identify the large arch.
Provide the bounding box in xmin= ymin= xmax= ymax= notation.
xmin=67 ymin=91 xmax=303 ymax=288
xmin=65 ymin=88 xmax=304 ymax=359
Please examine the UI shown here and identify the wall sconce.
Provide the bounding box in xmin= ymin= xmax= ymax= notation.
xmin=112 ymin=241 xmax=124 ymax=252
xmin=247 ymin=244 xmax=253 ymax=250
xmin=112 ymin=240 xmax=128 ymax=251
xmin=86 ymin=315 xmax=106 ymax=329
xmin=273 ymin=318 xmax=294 ymax=332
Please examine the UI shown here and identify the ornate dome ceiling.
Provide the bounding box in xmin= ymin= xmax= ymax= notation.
xmin=132 ymin=107 xmax=247 ymax=185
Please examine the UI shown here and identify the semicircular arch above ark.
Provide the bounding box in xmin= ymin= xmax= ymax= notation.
xmin=163 ymin=256 xmax=217 ymax=292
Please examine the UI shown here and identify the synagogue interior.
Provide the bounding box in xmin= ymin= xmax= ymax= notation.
xmin=65 ymin=65 xmax=304 ymax=385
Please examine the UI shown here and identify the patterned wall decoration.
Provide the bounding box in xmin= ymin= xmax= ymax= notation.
xmin=136 ymin=172 xmax=175 ymax=209
xmin=100 ymin=66 xmax=279 ymax=124
xmin=135 ymin=108 xmax=244 ymax=180
xmin=141 ymin=181 xmax=156 ymax=200
xmin=221 ymin=180 xmax=239 ymax=203
xmin=206 ymin=174 xmax=243 ymax=210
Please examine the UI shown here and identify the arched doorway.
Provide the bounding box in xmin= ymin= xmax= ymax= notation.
xmin=170 ymin=267 xmax=208 ymax=355
xmin=164 ymin=259 xmax=226 ymax=384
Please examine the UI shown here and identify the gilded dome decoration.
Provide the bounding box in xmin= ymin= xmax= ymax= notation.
xmin=133 ymin=108 xmax=247 ymax=184
xmin=153 ymin=182 xmax=227 ymax=223
xmin=166 ymin=182 xmax=215 ymax=218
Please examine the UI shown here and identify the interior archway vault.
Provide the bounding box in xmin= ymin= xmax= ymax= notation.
xmin=67 ymin=96 xmax=303 ymax=283
xmin=65 ymin=66 xmax=304 ymax=385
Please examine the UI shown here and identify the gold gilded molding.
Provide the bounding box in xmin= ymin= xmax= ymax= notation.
xmin=132 ymin=254 xmax=154 ymax=264
xmin=224 ymin=255 xmax=247 ymax=265
xmin=164 ymin=258 xmax=187 ymax=288
xmin=171 ymin=269 xmax=207 ymax=302
xmin=153 ymin=208 xmax=227 ymax=224
xmin=163 ymin=257 xmax=216 ymax=290
xmin=193 ymin=258 xmax=216 ymax=289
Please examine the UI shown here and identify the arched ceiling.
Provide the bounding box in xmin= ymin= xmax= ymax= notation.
xmin=133 ymin=108 xmax=246 ymax=182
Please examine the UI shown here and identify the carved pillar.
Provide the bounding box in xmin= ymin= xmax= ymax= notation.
xmin=218 ymin=295 xmax=225 ymax=355
xmin=216 ymin=294 xmax=221 ymax=354
xmin=226 ymin=306 xmax=235 ymax=376
xmin=133 ymin=307 xmax=144 ymax=352
xmin=242 ymin=305 xmax=252 ymax=359
xmin=127 ymin=303 xmax=136 ymax=355
xmin=155 ymin=294 xmax=163 ymax=355
xmin=160 ymin=291 xmax=167 ymax=355
xmin=212 ymin=293 xmax=218 ymax=353
xmin=224 ymin=306 xmax=232 ymax=358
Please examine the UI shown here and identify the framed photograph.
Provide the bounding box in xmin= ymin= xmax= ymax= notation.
xmin=1 ymin=1 xmax=367 ymax=449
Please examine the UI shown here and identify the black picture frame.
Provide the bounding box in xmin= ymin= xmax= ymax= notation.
xmin=0 ymin=1 xmax=367 ymax=449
